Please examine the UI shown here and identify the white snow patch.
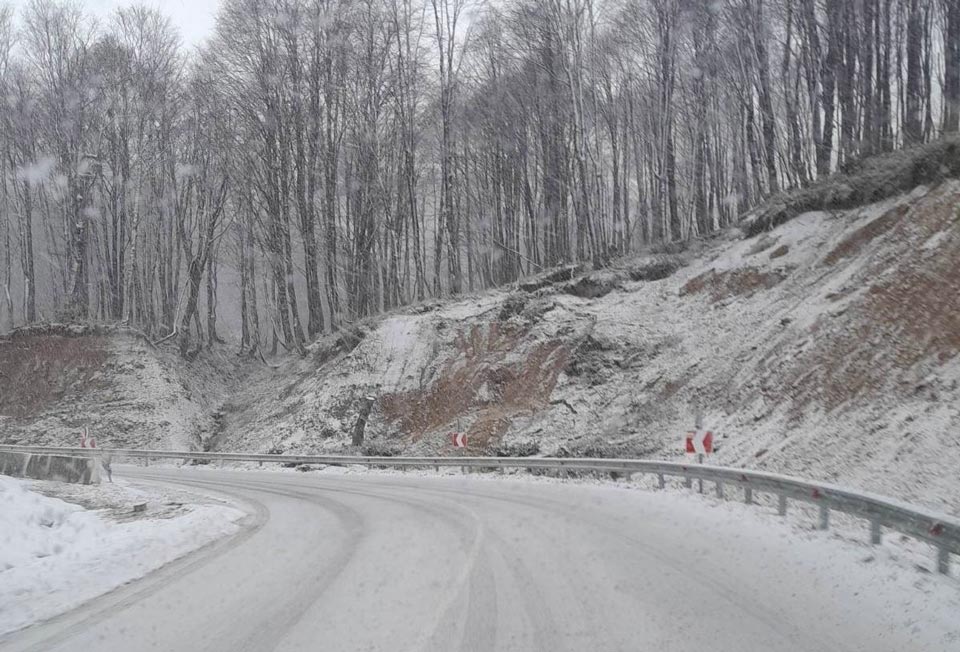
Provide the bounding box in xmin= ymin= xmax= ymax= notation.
xmin=0 ymin=475 xmax=245 ymax=636
xmin=922 ymin=229 xmax=951 ymax=252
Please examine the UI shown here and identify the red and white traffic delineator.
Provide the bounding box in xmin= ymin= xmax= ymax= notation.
xmin=80 ymin=429 xmax=97 ymax=449
xmin=685 ymin=429 xmax=713 ymax=455
xmin=450 ymin=432 xmax=468 ymax=448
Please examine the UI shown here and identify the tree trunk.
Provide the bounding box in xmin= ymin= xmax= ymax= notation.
xmin=352 ymin=396 xmax=375 ymax=447
xmin=817 ymin=0 xmax=840 ymax=177
xmin=19 ymin=180 xmax=36 ymax=322
xmin=903 ymin=0 xmax=923 ymax=144
xmin=178 ymin=257 xmax=204 ymax=358
xmin=752 ymin=0 xmax=779 ymax=193
xmin=944 ymin=0 xmax=960 ymax=133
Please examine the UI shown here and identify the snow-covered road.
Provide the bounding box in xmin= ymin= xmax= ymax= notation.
xmin=2 ymin=467 xmax=958 ymax=652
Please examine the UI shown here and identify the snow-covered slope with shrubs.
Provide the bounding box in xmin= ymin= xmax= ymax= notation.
xmin=0 ymin=325 xmax=241 ymax=450
xmin=220 ymin=181 xmax=960 ymax=515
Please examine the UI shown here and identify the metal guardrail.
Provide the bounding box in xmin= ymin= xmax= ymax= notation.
xmin=1 ymin=444 xmax=957 ymax=575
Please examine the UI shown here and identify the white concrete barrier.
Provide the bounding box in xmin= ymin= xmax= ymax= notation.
xmin=0 ymin=450 xmax=100 ymax=484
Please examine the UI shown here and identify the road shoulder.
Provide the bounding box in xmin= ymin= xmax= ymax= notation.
xmin=0 ymin=470 xmax=249 ymax=638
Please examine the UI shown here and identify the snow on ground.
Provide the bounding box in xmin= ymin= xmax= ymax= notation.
xmin=0 ymin=474 xmax=245 ymax=636
xmin=201 ymin=179 xmax=960 ymax=518
xmin=0 ymin=326 xmax=246 ymax=452
xmin=581 ymin=478 xmax=960 ymax=651
xmin=182 ymin=458 xmax=960 ymax=579
xmin=221 ymin=290 xmax=514 ymax=454
xmin=124 ymin=462 xmax=960 ymax=650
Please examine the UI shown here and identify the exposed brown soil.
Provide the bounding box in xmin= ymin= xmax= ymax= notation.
xmin=379 ymin=321 xmax=570 ymax=449
xmin=464 ymin=412 xmax=513 ymax=450
xmin=783 ymin=184 xmax=960 ymax=413
xmin=0 ymin=335 xmax=110 ymax=418
xmin=681 ymin=266 xmax=788 ymax=302
xmin=823 ymin=201 xmax=911 ymax=266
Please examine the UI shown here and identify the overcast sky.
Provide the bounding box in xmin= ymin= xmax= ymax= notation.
xmin=7 ymin=0 xmax=220 ymax=47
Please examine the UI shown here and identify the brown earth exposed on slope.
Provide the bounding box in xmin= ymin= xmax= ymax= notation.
xmin=0 ymin=335 xmax=110 ymax=419
xmin=0 ymin=325 xmax=242 ymax=449
xmin=783 ymin=184 xmax=960 ymax=414
xmin=823 ymin=201 xmax=911 ymax=266
xmin=379 ymin=321 xmax=571 ymax=449
xmin=680 ymin=266 xmax=789 ymax=302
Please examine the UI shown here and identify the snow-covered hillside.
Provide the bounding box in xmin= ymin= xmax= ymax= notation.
xmin=0 ymin=325 xmax=241 ymax=451
xmin=220 ymin=180 xmax=960 ymax=515
xmin=2 ymin=178 xmax=958 ymax=516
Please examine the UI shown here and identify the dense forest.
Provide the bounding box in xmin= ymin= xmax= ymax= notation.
xmin=0 ymin=0 xmax=956 ymax=357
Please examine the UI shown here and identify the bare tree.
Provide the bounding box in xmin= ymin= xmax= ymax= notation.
xmin=0 ymin=0 xmax=946 ymax=354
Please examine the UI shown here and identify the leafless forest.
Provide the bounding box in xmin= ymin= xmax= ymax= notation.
xmin=0 ymin=0 xmax=955 ymax=356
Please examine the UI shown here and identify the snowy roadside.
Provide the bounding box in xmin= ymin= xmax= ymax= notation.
xmin=0 ymin=474 xmax=246 ymax=637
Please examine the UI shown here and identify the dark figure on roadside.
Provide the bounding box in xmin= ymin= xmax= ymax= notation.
xmin=102 ymin=452 xmax=113 ymax=483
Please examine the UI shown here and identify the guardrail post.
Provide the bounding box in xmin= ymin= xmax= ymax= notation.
xmin=870 ymin=519 xmax=882 ymax=545
xmin=937 ymin=547 xmax=950 ymax=575
xmin=657 ymin=473 xmax=665 ymax=489
xmin=684 ymin=476 xmax=692 ymax=489
xmin=744 ymin=487 xmax=753 ymax=505
xmin=715 ymin=481 xmax=724 ymax=498
xmin=818 ymin=505 xmax=830 ymax=530
xmin=777 ymin=494 xmax=787 ymax=516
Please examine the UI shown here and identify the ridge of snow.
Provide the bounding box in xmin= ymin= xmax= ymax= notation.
xmin=0 ymin=475 xmax=245 ymax=636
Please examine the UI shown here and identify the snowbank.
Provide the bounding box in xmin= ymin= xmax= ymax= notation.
xmin=0 ymin=475 xmax=245 ymax=636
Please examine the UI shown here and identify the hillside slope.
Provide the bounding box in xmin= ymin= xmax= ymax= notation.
xmin=218 ymin=181 xmax=959 ymax=514
xmin=0 ymin=325 xmax=239 ymax=451
xmin=1 ymin=179 xmax=957 ymax=515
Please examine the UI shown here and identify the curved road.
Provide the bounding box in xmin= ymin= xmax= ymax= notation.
xmin=2 ymin=467 xmax=952 ymax=652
